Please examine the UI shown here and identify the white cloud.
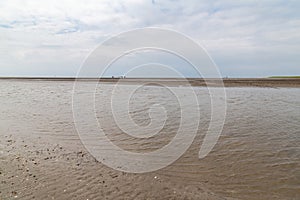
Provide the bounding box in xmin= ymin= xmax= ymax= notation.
xmin=0 ymin=0 xmax=299 ymax=77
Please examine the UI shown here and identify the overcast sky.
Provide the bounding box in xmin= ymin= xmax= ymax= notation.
xmin=0 ymin=0 xmax=299 ymax=77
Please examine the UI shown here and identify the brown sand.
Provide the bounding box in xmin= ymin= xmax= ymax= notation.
xmin=0 ymin=133 xmax=231 ymax=200
xmin=1 ymin=78 xmax=299 ymax=199
xmin=1 ymin=77 xmax=300 ymax=88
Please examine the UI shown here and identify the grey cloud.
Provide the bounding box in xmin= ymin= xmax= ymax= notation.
xmin=0 ymin=0 xmax=299 ymax=77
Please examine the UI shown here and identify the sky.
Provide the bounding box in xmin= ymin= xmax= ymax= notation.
xmin=0 ymin=0 xmax=299 ymax=77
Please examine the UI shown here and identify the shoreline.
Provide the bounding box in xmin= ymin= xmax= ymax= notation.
xmin=1 ymin=77 xmax=300 ymax=87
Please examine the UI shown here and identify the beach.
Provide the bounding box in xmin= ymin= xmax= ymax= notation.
xmin=0 ymin=79 xmax=299 ymax=199
xmin=2 ymin=0 xmax=299 ymax=199
xmin=1 ymin=77 xmax=300 ymax=88
xmin=1 ymin=133 xmax=227 ymax=200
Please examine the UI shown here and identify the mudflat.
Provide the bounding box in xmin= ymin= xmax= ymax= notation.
xmin=1 ymin=77 xmax=300 ymax=87
xmin=0 ymin=79 xmax=299 ymax=200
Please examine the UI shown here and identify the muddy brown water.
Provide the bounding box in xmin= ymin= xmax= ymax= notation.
xmin=0 ymin=80 xmax=299 ymax=199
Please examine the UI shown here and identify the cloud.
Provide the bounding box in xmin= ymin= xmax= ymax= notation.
xmin=0 ymin=24 xmax=13 ymax=28
xmin=0 ymin=0 xmax=299 ymax=77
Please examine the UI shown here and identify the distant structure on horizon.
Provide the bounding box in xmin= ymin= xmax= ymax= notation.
xmin=111 ymin=75 xmax=126 ymax=79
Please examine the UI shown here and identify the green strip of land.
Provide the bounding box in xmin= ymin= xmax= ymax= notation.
xmin=269 ymin=76 xmax=300 ymax=78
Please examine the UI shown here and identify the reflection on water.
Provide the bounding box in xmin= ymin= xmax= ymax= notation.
xmin=0 ymin=80 xmax=299 ymax=199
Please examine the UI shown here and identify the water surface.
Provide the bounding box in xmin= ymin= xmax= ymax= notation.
xmin=0 ymin=80 xmax=299 ymax=199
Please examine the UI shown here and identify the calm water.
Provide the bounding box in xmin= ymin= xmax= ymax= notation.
xmin=0 ymin=80 xmax=299 ymax=199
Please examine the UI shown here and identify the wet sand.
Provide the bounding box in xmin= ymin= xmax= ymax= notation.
xmin=0 ymin=79 xmax=299 ymax=200
xmin=1 ymin=77 xmax=300 ymax=88
xmin=0 ymin=134 xmax=228 ymax=200
xmin=0 ymin=79 xmax=236 ymax=200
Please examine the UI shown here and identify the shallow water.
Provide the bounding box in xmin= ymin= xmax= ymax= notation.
xmin=0 ymin=80 xmax=299 ymax=199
